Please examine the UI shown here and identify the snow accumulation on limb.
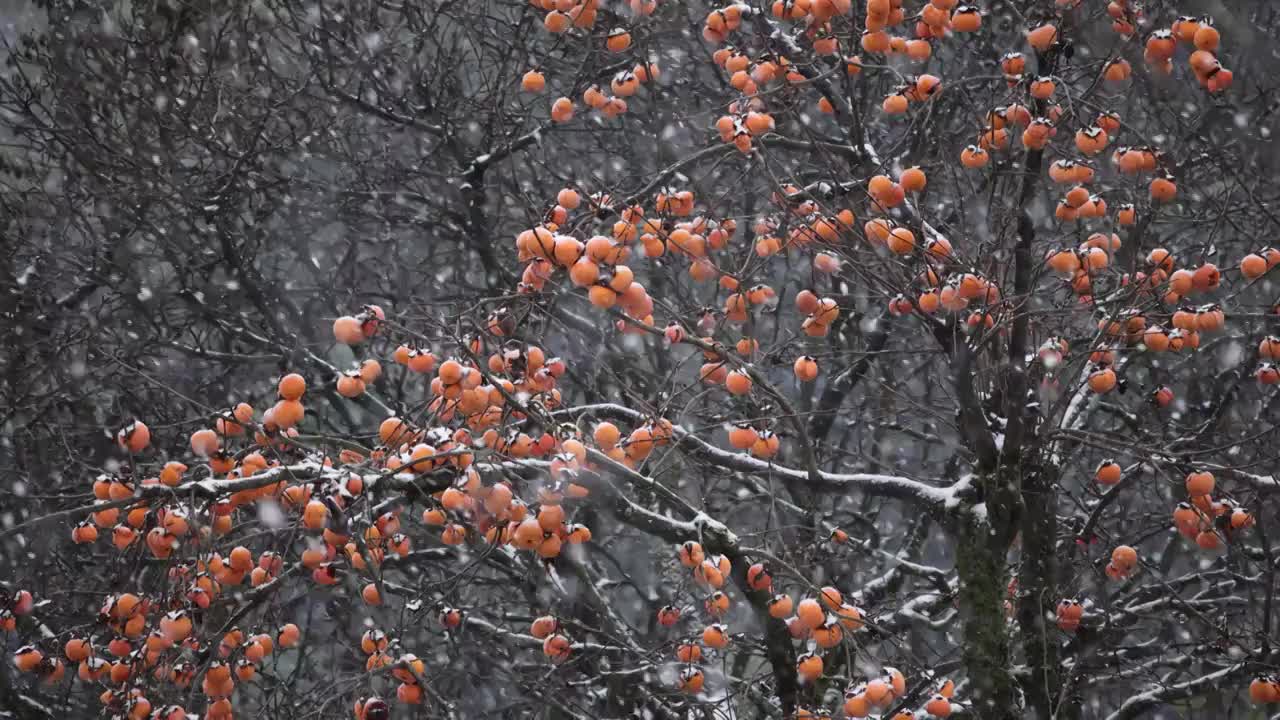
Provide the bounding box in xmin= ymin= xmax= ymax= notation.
xmin=872 ymin=586 xmax=958 ymax=634
xmin=861 ymin=142 xmax=949 ymax=246
xmin=459 ymin=612 xmax=633 ymax=656
xmin=4 ymin=459 xmax=508 ymax=540
xmin=180 ymin=460 xmax=470 ymax=499
xmin=557 ymin=404 xmax=966 ymax=514
xmin=1047 ymin=360 xmax=1109 ymax=467
xmin=864 ymin=544 xmax=950 ymax=583
xmin=555 ymin=404 xmax=962 ymax=509
xmin=8 ymin=693 xmax=55 ymax=718
xmin=598 ymin=492 xmax=701 ymax=543
xmin=1103 ymin=663 xmax=1247 ymax=720
xmin=1211 ymin=467 xmax=1280 ymax=492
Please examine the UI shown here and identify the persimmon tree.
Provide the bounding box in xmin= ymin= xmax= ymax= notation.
xmin=3 ymin=0 xmax=1280 ymax=718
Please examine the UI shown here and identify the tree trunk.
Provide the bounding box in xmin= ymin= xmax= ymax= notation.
xmin=956 ymin=509 xmax=1019 ymax=719
xmin=1017 ymin=462 xmax=1060 ymax=720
